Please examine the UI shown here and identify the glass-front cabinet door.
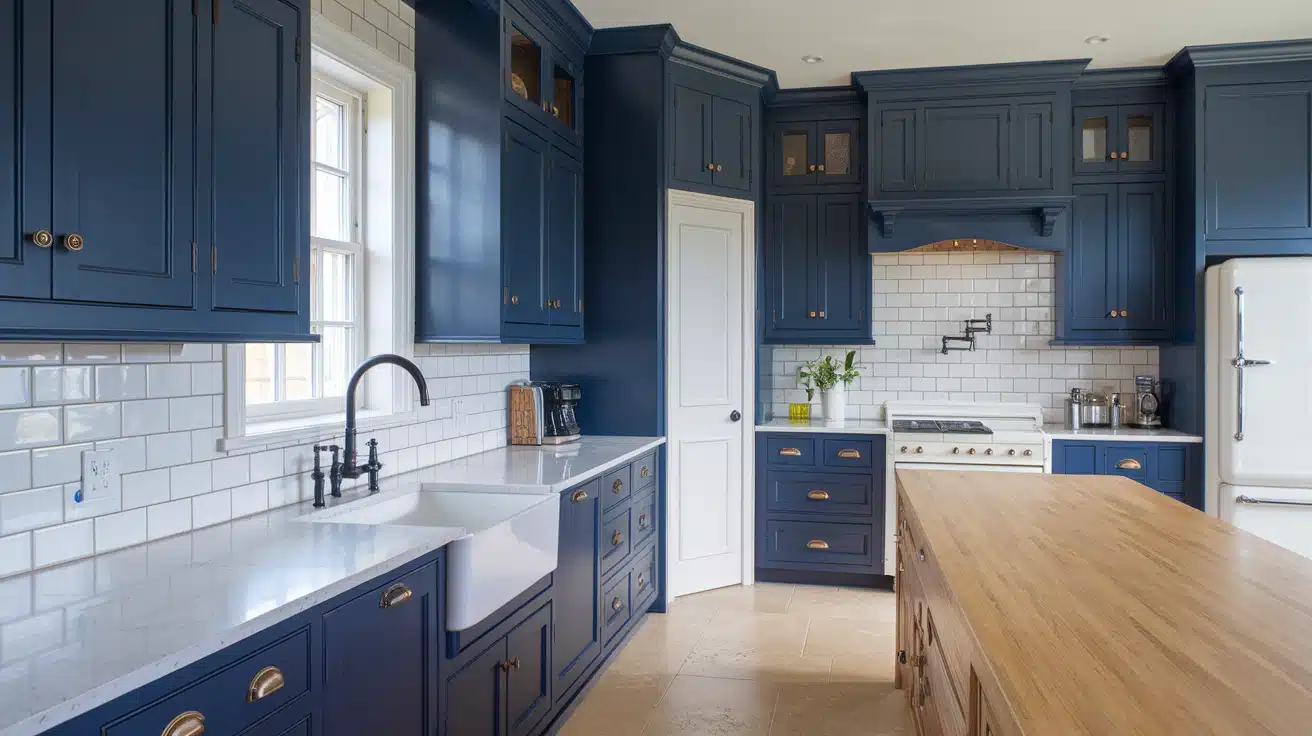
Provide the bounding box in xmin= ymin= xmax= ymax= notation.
xmin=1118 ymin=103 xmax=1164 ymax=173
xmin=771 ymin=119 xmax=860 ymax=188
xmin=817 ymin=119 xmax=860 ymax=185
xmin=772 ymin=122 xmax=815 ymax=187
xmin=1073 ymin=106 xmax=1119 ymax=175
xmin=551 ymin=59 xmax=577 ymax=133
xmin=505 ymin=12 xmax=546 ymax=121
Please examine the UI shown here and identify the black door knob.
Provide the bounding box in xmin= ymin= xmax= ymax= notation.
xmin=729 ymin=410 xmax=742 ymax=422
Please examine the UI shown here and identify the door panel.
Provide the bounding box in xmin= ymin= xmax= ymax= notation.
xmin=671 ymin=85 xmax=712 ymax=186
xmin=1120 ymin=182 xmax=1169 ymax=332
xmin=502 ymin=120 xmax=548 ymax=325
xmin=1205 ymin=83 xmax=1312 ymax=240
xmin=1119 ymin=103 xmax=1164 ymax=173
xmin=210 ymin=0 xmax=302 ymax=313
xmin=711 ymin=96 xmax=751 ymax=192
xmin=767 ymin=196 xmax=815 ymax=331
xmin=668 ymin=198 xmax=747 ymax=597
xmin=1068 ymin=184 xmax=1120 ymax=330
xmin=553 ymin=481 xmax=600 ymax=700
xmin=546 ymin=147 xmax=582 ymax=327
xmin=921 ymin=104 xmax=1010 ymax=191
xmin=1012 ymin=102 xmax=1052 ymax=190
xmin=878 ymin=109 xmax=916 ymax=192
xmin=445 ymin=639 xmax=505 ymax=736
xmin=1 ymin=0 xmax=51 ymax=299
xmin=50 ymin=0 xmax=194 ymax=307
xmin=1073 ymin=105 xmax=1119 ymax=175
xmin=772 ymin=121 xmax=815 ymax=187
xmin=504 ymin=7 xmax=549 ymax=126
xmin=815 ymin=194 xmax=864 ymax=332
xmin=817 ymin=119 xmax=860 ymax=185
xmin=505 ymin=602 xmax=552 ymax=736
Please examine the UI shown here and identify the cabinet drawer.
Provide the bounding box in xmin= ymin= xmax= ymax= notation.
xmin=633 ymin=490 xmax=658 ymax=548
xmin=631 ymin=543 xmax=657 ymax=607
xmin=1098 ymin=444 xmax=1151 ymax=480
xmin=601 ymin=568 xmax=632 ymax=646
xmin=105 ymin=627 xmax=310 ymax=736
xmin=763 ymin=520 xmax=874 ymax=567
xmin=602 ymin=464 xmax=633 ymax=512
xmin=764 ymin=436 xmax=816 ymax=467
xmin=924 ymin=612 xmax=968 ymax=736
xmin=821 ymin=438 xmax=874 ymax=469
xmin=765 ymin=471 xmax=873 ymax=517
xmin=600 ymin=505 xmax=632 ymax=576
xmin=632 ymin=451 xmax=657 ymax=493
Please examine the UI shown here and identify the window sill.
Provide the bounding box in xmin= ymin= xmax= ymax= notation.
xmin=219 ymin=408 xmax=418 ymax=453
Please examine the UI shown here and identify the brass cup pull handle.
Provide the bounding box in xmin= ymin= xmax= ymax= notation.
xmin=247 ymin=666 xmax=285 ymax=702
xmin=611 ymin=531 xmax=623 ymax=547
xmin=637 ymin=573 xmax=646 ymax=589
xmin=638 ymin=513 xmax=649 ymax=530
xmin=64 ymin=233 xmax=84 ymax=251
xmin=1116 ymin=458 xmax=1143 ymax=470
xmin=640 ymin=466 xmax=650 ymax=479
xmin=28 ymin=230 xmax=53 ymax=248
xmin=806 ymin=490 xmax=830 ymax=501
xmin=612 ymin=479 xmax=623 ymax=493
xmin=162 ymin=711 xmax=206 ymax=736
xmin=806 ymin=539 xmax=829 ymax=550
xmin=777 ymin=448 xmax=801 ymax=457
xmin=836 ymin=449 xmax=861 ymax=459
xmin=570 ymin=489 xmax=588 ymax=503
xmin=611 ymin=597 xmax=624 ymax=612
xmin=380 ymin=583 xmax=412 ymax=609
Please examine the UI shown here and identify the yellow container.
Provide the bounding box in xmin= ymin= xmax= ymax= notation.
xmin=788 ymin=403 xmax=811 ymax=422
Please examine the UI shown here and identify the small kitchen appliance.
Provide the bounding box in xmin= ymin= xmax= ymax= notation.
xmin=508 ymin=382 xmax=582 ymax=445
xmin=1131 ymin=376 xmax=1163 ymax=428
xmin=541 ymin=382 xmax=581 ymax=443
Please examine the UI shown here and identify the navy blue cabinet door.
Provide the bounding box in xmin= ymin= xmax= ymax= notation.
xmin=1204 ymin=82 xmax=1312 ymax=241
xmin=503 ymin=7 xmax=549 ymax=127
xmin=46 ymin=0 xmax=194 ymax=307
xmin=208 ymin=0 xmax=304 ymax=314
xmin=815 ymin=194 xmax=865 ymax=333
xmin=446 ymin=639 xmax=506 ymax=736
xmin=1073 ymin=106 xmax=1120 ymax=175
xmin=671 ymin=84 xmax=712 ymax=187
xmin=505 ymin=602 xmax=553 ymax=736
xmin=1117 ymin=103 xmax=1164 ymax=174
xmin=553 ymin=483 xmax=600 ymax=700
xmin=1012 ymin=102 xmax=1052 ymax=190
xmin=1052 ymin=441 xmax=1098 ymax=474
xmin=1068 ymin=184 xmax=1119 ymax=331
xmin=322 ymin=563 xmax=439 ymax=736
xmin=503 ymin=120 xmax=549 ymax=326
xmin=771 ymin=121 xmax=816 ymax=188
xmin=1119 ymin=182 xmax=1169 ymax=332
xmin=921 ymin=104 xmax=1010 ymax=191
xmin=711 ymin=96 xmax=751 ymax=192
xmin=767 ymin=195 xmax=816 ymax=332
xmin=546 ymin=147 xmax=582 ymax=328
xmin=0 ymin=0 xmax=48 ymax=300
xmin=878 ymin=109 xmax=917 ymax=192
xmin=816 ymin=119 xmax=861 ymax=186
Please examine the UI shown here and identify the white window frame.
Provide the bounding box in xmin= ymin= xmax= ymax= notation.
xmin=220 ymin=15 xmax=416 ymax=451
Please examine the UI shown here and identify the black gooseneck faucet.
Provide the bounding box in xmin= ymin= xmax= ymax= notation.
xmin=333 ymin=354 xmax=431 ymax=495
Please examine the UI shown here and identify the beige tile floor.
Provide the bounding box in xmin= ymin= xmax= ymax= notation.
xmin=559 ymin=583 xmax=911 ymax=736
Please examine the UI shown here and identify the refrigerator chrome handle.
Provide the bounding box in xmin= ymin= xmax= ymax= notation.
xmin=1231 ymin=286 xmax=1273 ymax=442
xmin=1236 ymin=495 xmax=1312 ymax=508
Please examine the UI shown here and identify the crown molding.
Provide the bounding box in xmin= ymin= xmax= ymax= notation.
xmin=768 ymin=85 xmax=862 ymax=107
xmin=515 ymin=0 xmax=593 ymax=53
xmin=1168 ymin=39 xmax=1312 ymax=73
xmin=586 ymin=24 xmax=679 ymax=57
xmin=853 ymin=58 xmax=1091 ymax=92
xmin=670 ymin=41 xmax=778 ymax=89
xmin=1073 ymin=66 xmax=1169 ymax=89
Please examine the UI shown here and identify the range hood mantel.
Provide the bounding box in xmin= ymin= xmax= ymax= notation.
xmin=866 ymin=195 xmax=1073 ymax=253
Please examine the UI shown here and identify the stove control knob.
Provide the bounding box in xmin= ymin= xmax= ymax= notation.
xmin=968 ymin=448 xmax=977 ymax=455
xmin=1023 ymin=449 xmax=1033 ymax=457
xmin=984 ymin=448 xmax=993 ymax=456
xmin=900 ymin=446 xmax=908 ymax=454
xmin=952 ymin=447 xmax=960 ymax=455
xmin=916 ymin=446 xmax=924 ymax=454
xmin=1008 ymin=449 xmax=1017 ymax=456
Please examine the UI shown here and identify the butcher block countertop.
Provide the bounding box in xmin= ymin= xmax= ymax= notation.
xmin=895 ymin=469 xmax=1312 ymax=735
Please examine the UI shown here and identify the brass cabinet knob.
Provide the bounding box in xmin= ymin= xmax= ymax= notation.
xmin=1121 ymin=152 xmax=1129 ymax=160
xmin=818 ymin=164 xmax=826 ymax=172
xmin=809 ymin=311 xmax=816 ymax=318
xmin=706 ymin=163 xmax=715 ymax=171
xmin=637 ymin=572 xmax=646 ymax=589
xmin=1108 ymin=310 xmax=1118 ymax=317
xmin=1120 ymin=310 xmax=1128 ymax=317
xmin=551 ymin=104 xmax=559 ymax=116
xmin=715 ymin=164 xmax=723 ymax=172
xmin=807 ymin=489 xmax=830 ymax=501
xmin=509 ymin=657 xmax=521 ymax=669
xmin=818 ymin=310 xmax=825 ymax=318
xmin=28 ymin=230 xmax=53 ymax=248
xmin=380 ymin=583 xmax=412 ymax=608
xmin=900 ymin=446 xmax=908 ymax=454
xmin=612 ymin=478 xmax=623 ymax=493
xmin=808 ymin=164 xmax=816 ymax=172
xmin=499 ymin=657 xmax=522 ymax=672
xmin=806 ymin=539 xmax=830 ymax=550
xmin=611 ymin=597 xmax=624 ymax=612
xmin=640 ymin=466 xmax=650 ymax=479
xmin=984 ymin=448 xmax=993 ymax=456
xmin=162 ymin=711 xmax=205 ymax=736
xmin=247 ymin=666 xmax=285 ymax=702
xmin=510 ymin=295 xmax=519 ymax=305
xmin=967 ymin=448 xmax=977 ymax=455
xmin=570 ymin=489 xmax=588 ymax=503
xmin=64 ymin=233 xmax=84 ymax=251
xmin=611 ymin=530 xmax=623 ymax=546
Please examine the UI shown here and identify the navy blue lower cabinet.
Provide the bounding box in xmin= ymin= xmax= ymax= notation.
xmin=1052 ymin=439 xmax=1196 ymax=504
xmin=552 ymin=480 xmax=601 ymax=702
xmin=322 ymin=561 xmax=441 ymax=736
xmin=445 ymin=638 xmax=507 ymax=736
xmin=505 ymin=602 xmax=553 ymax=736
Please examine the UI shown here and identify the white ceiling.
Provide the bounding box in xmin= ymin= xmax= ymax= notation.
xmin=573 ymin=0 xmax=1312 ymax=88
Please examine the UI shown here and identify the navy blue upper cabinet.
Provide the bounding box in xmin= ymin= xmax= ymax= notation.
xmin=504 ymin=4 xmax=582 ymax=150
xmin=667 ymin=62 xmax=759 ymax=198
xmin=770 ymin=119 xmax=861 ymax=188
xmin=545 ymin=147 xmax=583 ymax=328
xmin=670 ymin=84 xmax=713 ymax=186
xmin=877 ymin=109 xmax=917 ymax=192
xmin=503 ymin=120 xmax=550 ymax=327
xmin=323 ymin=562 xmax=440 ymax=736
xmin=1074 ymin=103 xmax=1165 ymax=176
xmin=1 ymin=0 xmax=50 ymax=301
xmin=1119 ymin=182 xmax=1171 ymax=333
xmin=922 ymin=103 xmax=1013 ymax=191
xmin=815 ymin=194 xmax=867 ymax=334
xmin=1203 ymin=81 xmax=1312 ymax=242
xmin=711 ymin=96 xmax=752 ymax=191
xmin=765 ymin=196 xmax=816 ymax=332
xmin=1066 ymin=184 xmax=1120 ymax=332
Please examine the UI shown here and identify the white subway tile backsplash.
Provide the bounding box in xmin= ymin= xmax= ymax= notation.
xmin=0 ymin=345 xmax=61 ymax=365
xmin=170 ymin=462 xmax=213 ymax=499
xmin=94 ymin=508 xmax=147 ymax=553
xmin=0 ymin=368 xmax=30 ymax=409
xmin=191 ymin=490 xmax=232 ymax=529
xmin=0 ymin=408 xmax=61 ymax=451
xmin=146 ymin=431 xmax=192 ymax=470
xmin=0 ymin=486 xmax=64 ymax=536
xmin=63 ymin=344 xmax=121 ymax=364
xmin=122 ymin=398 xmax=171 ymax=436
xmin=31 ymin=520 xmax=93 ymax=568
xmin=0 ymin=533 xmax=32 ymax=576
xmin=146 ymin=363 xmax=191 ymax=398
xmin=121 ymin=344 xmax=172 ymax=364
xmin=168 ymin=395 xmax=213 ymax=432
xmin=0 ymin=451 xmax=30 ymax=494
xmin=94 ymin=365 xmax=146 ymax=402
xmin=64 ymin=403 xmax=121 ymax=442
xmin=32 ymin=443 xmax=92 ymax=487
xmin=211 ymin=455 xmax=250 ymax=490
xmin=147 ymin=498 xmax=193 ymax=540
xmin=230 ymin=482 xmax=269 ymax=519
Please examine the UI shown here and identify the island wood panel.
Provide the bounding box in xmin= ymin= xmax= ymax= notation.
xmin=895 ymin=469 xmax=1312 ymax=736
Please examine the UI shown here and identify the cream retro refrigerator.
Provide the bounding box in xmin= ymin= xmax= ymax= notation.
xmin=1206 ymin=258 xmax=1312 ymax=558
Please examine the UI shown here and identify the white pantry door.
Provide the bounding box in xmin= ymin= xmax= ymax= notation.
xmin=666 ymin=190 xmax=754 ymax=599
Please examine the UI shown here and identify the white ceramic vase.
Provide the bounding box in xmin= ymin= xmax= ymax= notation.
xmin=821 ymin=383 xmax=846 ymax=423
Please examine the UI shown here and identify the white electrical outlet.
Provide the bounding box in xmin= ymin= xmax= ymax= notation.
xmin=73 ymin=449 xmax=121 ymax=518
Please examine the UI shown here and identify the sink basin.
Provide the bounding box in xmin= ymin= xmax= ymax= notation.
xmin=299 ymin=489 xmax=560 ymax=631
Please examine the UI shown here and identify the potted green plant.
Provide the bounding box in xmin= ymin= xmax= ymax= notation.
xmin=797 ymin=351 xmax=860 ymax=422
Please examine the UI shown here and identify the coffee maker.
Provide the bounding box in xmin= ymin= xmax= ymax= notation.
xmin=540 ymin=382 xmax=581 ymax=443
xmin=1130 ymin=375 xmax=1163 ymax=428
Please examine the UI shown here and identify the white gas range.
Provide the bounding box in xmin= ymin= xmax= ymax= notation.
xmin=885 ymin=401 xmax=1048 ymax=472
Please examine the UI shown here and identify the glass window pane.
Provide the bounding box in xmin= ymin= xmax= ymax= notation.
xmin=1082 ymin=117 xmax=1108 ymax=163
xmin=1126 ymin=115 xmax=1153 ymax=162
xmin=553 ymin=64 xmax=574 ymax=128
xmin=319 ymin=251 xmax=354 ymax=322
xmin=314 ymin=95 xmax=344 ymax=168
xmin=313 ymin=170 xmax=348 ymax=240
xmin=509 ymin=28 xmax=541 ymax=104
xmin=320 ymin=325 xmax=352 ymax=398
xmin=782 ymin=132 xmax=808 ymax=177
xmin=823 ymin=132 xmax=851 ymax=175
xmin=245 ymin=344 xmax=276 ymax=404
xmin=285 ymin=344 xmax=314 ymax=401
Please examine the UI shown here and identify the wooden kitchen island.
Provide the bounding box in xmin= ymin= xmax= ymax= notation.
xmin=894 ymin=469 xmax=1312 ymax=735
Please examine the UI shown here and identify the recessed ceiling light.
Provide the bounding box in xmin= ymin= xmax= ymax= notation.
xmin=801 ymin=55 xmax=824 ymax=64
xmin=1084 ymin=35 xmax=1110 ymax=45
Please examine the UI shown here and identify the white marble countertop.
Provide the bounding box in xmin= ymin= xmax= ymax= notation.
xmin=0 ymin=435 xmax=664 ymax=736
xmin=754 ymin=418 xmax=890 ymax=434
xmin=1041 ymin=425 xmax=1203 ymax=443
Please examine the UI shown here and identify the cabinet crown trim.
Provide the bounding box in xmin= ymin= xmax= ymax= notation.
xmin=853 ymin=58 xmax=1091 ymax=92
xmin=1167 ymin=39 xmax=1312 ymax=71
xmin=866 ymin=196 xmax=1073 ymax=252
